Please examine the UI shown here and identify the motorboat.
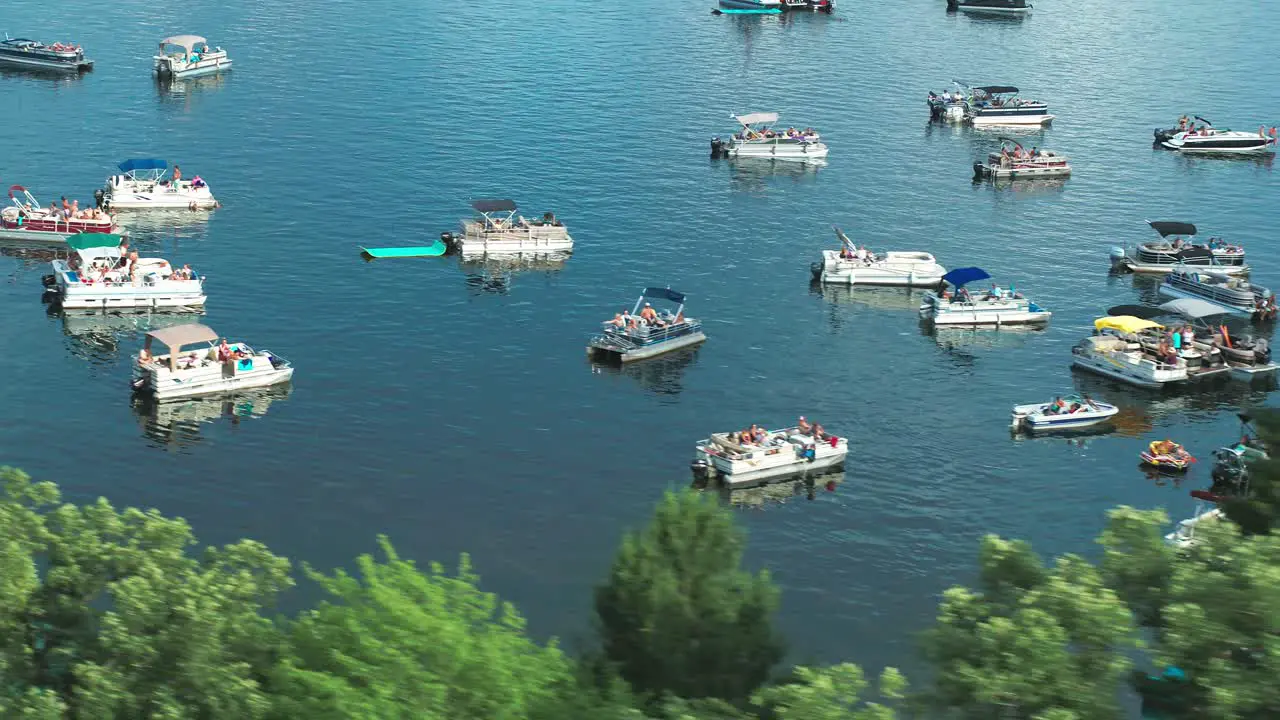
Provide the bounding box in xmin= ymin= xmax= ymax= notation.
xmin=781 ymin=0 xmax=834 ymax=11
xmin=1141 ymin=439 xmax=1195 ymax=471
xmin=1209 ymin=414 xmax=1267 ymax=490
xmin=43 ymin=233 xmax=205 ymax=311
xmin=692 ymin=425 xmax=848 ymax=486
xmin=974 ymin=138 xmax=1070 ymax=180
xmin=716 ymin=0 xmax=783 ymax=13
xmin=964 ymin=85 xmax=1053 ymax=126
xmin=927 ymin=87 xmax=969 ymax=123
xmin=1165 ymin=502 xmax=1222 ymax=549
xmin=1157 ymin=269 xmax=1275 ymax=321
xmin=710 ymin=113 xmax=828 ymax=160
xmin=587 ymin=287 xmax=707 ymax=363
xmin=1161 ymin=119 xmax=1276 ymax=154
xmin=440 ymin=199 xmax=573 ymax=256
xmin=1110 ymin=221 xmax=1248 ymax=275
xmin=1010 ymin=394 xmax=1118 ymax=433
xmin=153 ymin=35 xmax=231 ymax=79
xmin=1071 ymin=316 xmax=1190 ymax=388
xmin=0 ymin=36 xmax=93 ymax=72
xmin=947 ymin=0 xmax=1031 ymax=12
xmin=131 ymin=324 xmax=293 ymax=401
xmin=1154 ymin=114 xmax=1206 ymax=144
xmin=1157 ymin=298 xmax=1278 ymax=378
xmin=811 ymin=227 xmax=946 ymax=287
xmin=0 ymin=185 xmax=123 ymax=243
xmin=100 ymin=159 xmax=218 ymax=210
xmin=919 ymin=267 xmax=1051 ymax=326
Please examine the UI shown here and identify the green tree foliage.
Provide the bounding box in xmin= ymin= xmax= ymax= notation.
xmin=594 ymin=489 xmax=785 ymax=703
xmin=753 ymin=664 xmax=904 ymax=720
xmin=919 ymin=535 xmax=1136 ymax=719
xmin=1097 ymin=506 xmax=1175 ymax=627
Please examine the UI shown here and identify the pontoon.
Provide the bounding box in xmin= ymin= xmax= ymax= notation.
xmin=919 ymin=267 xmax=1050 ymax=326
xmin=154 ymin=35 xmax=231 ymax=79
xmin=1011 ymin=394 xmax=1118 ymax=432
xmin=101 ymin=159 xmax=218 ymax=210
xmin=947 ymin=0 xmax=1031 ymax=12
xmin=710 ymin=113 xmax=828 ymax=160
xmin=1158 ymin=270 xmax=1274 ymax=321
xmin=1110 ymin=221 xmax=1247 ymax=275
xmin=1158 ymin=299 xmax=1275 ymax=376
xmin=1071 ymin=316 xmax=1190 ymax=388
xmin=44 ymin=233 xmax=205 ymax=310
xmin=132 ymin=324 xmax=293 ymax=401
xmin=716 ymin=0 xmax=783 ymax=13
xmin=811 ymin=226 xmax=946 ymax=287
xmin=0 ymin=36 xmax=93 ymax=71
xmin=973 ymin=138 xmax=1070 ymax=180
xmin=0 ymin=185 xmax=122 ymax=243
xmin=588 ymin=287 xmax=706 ymax=363
xmin=964 ymin=84 xmax=1053 ymax=126
xmin=693 ymin=426 xmax=848 ymax=486
xmin=440 ymin=199 xmax=573 ymax=256
xmin=1160 ymin=118 xmax=1276 ymax=154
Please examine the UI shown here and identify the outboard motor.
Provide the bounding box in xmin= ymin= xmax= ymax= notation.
xmin=972 ymin=162 xmax=986 ymax=179
xmin=1256 ymin=337 xmax=1270 ymax=363
xmin=946 ymin=0 xmax=959 ymax=10
xmin=710 ymin=137 xmax=725 ymax=158
xmin=93 ymin=188 xmax=105 ymax=209
xmin=810 ymin=261 xmax=824 ymax=281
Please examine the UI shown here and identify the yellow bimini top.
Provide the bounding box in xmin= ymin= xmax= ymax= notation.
xmin=1095 ymin=316 xmax=1164 ymax=334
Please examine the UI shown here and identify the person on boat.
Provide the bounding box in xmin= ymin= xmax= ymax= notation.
xmin=798 ymin=416 xmax=811 ymax=434
xmin=217 ymin=338 xmax=233 ymax=362
xmin=172 ymin=165 xmax=182 ymax=184
xmin=1181 ymin=325 xmax=1194 ymax=348
xmin=1178 ymin=115 xmax=1188 ymax=130
xmin=608 ymin=311 xmax=625 ymax=328
xmin=987 ymin=283 xmax=1003 ymax=299
xmin=1046 ymin=396 xmax=1064 ymax=414
xmin=812 ymin=422 xmax=825 ymax=440
xmin=61 ymin=197 xmax=70 ymax=215
xmin=640 ymin=303 xmax=658 ymax=324
xmin=179 ymin=264 xmax=194 ymax=280
xmin=137 ymin=347 xmax=153 ymax=366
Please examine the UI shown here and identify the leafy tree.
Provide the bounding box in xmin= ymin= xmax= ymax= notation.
xmin=1097 ymin=506 xmax=1175 ymax=627
xmin=593 ymin=489 xmax=785 ymax=704
xmin=753 ymin=664 xmax=904 ymax=720
xmin=269 ymin=536 xmax=571 ymax=720
xmin=919 ymin=535 xmax=1136 ymax=719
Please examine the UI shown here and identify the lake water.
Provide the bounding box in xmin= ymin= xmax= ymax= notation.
xmin=2 ymin=0 xmax=1278 ymax=675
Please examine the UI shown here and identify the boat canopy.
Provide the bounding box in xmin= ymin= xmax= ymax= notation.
xmin=118 ymin=158 xmax=167 ymax=173
xmin=734 ymin=112 xmax=779 ymax=126
xmin=1149 ymin=220 xmax=1197 ymax=237
xmin=159 ymin=35 xmax=207 ymax=53
xmin=147 ymin=323 xmax=219 ymax=350
xmin=1159 ymin=298 xmax=1231 ymax=319
xmin=471 ymin=199 xmax=516 ymax=213
xmin=642 ymin=287 xmax=686 ymax=304
xmin=1095 ymin=316 xmax=1164 ymax=333
xmin=65 ymin=233 xmax=125 ymax=251
xmin=976 ymin=85 xmax=1018 ymax=94
xmin=941 ymin=267 xmax=991 ymax=288
xmin=1107 ymin=304 xmax=1163 ymax=320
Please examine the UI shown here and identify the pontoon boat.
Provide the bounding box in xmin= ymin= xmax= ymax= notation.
xmin=1165 ymin=501 xmax=1222 ymax=548
xmin=716 ymin=0 xmax=783 ymax=13
xmin=1110 ymin=221 xmax=1247 ymax=275
xmin=440 ymin=199 xmax=573 ymax=256
xmin=947 ymin=0 xmax=1031 ymax=12
xmin=919 ymin=267 xmax=1051 ymax=326
xmin=0 ymin=37 xmax=93 ymax=71
xmin=964 ymin=85 xmax=1053 ymax=126
xmin=44 ymin=233 xmax=205 ymax=310
xmin=101 ymin=159 xmax=218 ymax=210
xmin=588 ymin=287 xmax=706 ymax=363
xmin=973 ymin=138 xmax=1069 ymax=180
xmin=693 ymin=426 xmax=848 ymax=486
xmin=1011 ymin=394 xmax=1118 ymax=432
xmin=1157 ymin=270 xmax=1274 ymax=321
xmin=154 ymin=35 xmax=231 ymax=79
xmin=781 ymin=0 xmax=834 ymax=11
xmin=1160 ymin=119 xmax=1276 ymax=154
xmin=1072 ymin=316 xmax=1190 ymax=388
xmin=1157 ymin=298 xmax=1277 ymax=378
xmin=0 ymin=185 xmax=122 ymax=243
xmin=710 ymin=113 xmax=828 ymax=160
xmin=811 ymin=227 xmax=945 ymax=286
xmin=132 ymin=324 xmax=293 ymax=401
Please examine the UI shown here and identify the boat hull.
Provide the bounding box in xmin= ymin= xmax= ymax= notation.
xmin=140 ymin=365 xmax=293 ymax=401
xmin=923 ymin=307 xmax=1051 ymax=326
xmin=1155 ymin=282 xmax=1256 ymax=319
xmin=1011 ymin=401 xmax=1118 ymax=431
xmin=970 ymin=112 xmax=1054 ymax=126
xmin=588 ymin=331 xmax=706 ymax=363
xmin=975 ymin=163 xmax=1070 ymax=180
xmin=0 ymin=54 xmax=93 ymax=71
xmin=0 ymin=226 xmax=124 ymax=243
xmin=1071 ymin=354 xmax=1182 ymax=388
xmin=818 ymin=251 xmax=945 ymax=287
xmin=727 ymin=143 xmax=828 ymax=159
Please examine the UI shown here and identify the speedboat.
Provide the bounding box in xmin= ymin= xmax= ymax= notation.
xmin=131 ymin=323 xmax=293 ymax=401
xmin=1157 ymin=269 xmax=1275 ymax=321
xmin=1071 ymin=316 xmax=1190 ymax=388
xmin=811 ymin=227 xmax=946 ymax=287
xmin=0 ymin=36 xmax=93 ymax=72
xmin=587 ymin=287 xmax=706 ymax=363
xmin=965 ymin=85 xmax=1053 ymax=126
xmin=101 ymin=159 xmax=218 ymax=210
xmin=1110 ymin=221 xmax=1248 ymax=275
xmin=973 ymin=138 xmax=1070 ymax=180
xmin=710 ymin=113 xmax=828 ymax=160
xmin=1161 ymin=119 xmax=1276 ymax=154
xmin=1156 ymin=298 xmax=1277 ymax=378
xmin=1010 ymin=394 xmax=1118 ymax=433
xmin=947 ymin=0 xmax=1031 ymax=12
xmin=440 ymin=199 xmax=573 ymax=256
xmin=919 ymin=267 xmax=1051 ymax=326
xmin=717 ymin=0 xmax=783 ymax=13
xmin=153 ymin=35 xmax=231 ymax=79
xmin=692 ymin=425 xmax=848 ymax=486
xmin=43 ymin=233 xmax=205 ymax=310
xmin=1154 ymin=114 xmax=1206 ymax=144
xmin=1141 ymin=439 xmax=1195 ymax=471
xmin=0 ymin=185 xmax=123 ymax=243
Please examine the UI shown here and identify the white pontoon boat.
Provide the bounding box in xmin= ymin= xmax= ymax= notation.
xmin=1110 ymin=221 xmax=1248 ymax=275
xmin=101 ymin=159 xmax=218 ymax=210
xmin=1 ymin=185 xmax=123 ymax=243
xmin=710 ymin=112 xmax=828 ymax=160
xmin=1011 ymin=393 xmax=1117 ymax=433
xmin=1157 ymin=298 xmax=1278 ymax=379
xmin=920 ymin=267 xmax=1051 ymax=326
xmin=154 ymin=35 xmax=231 ymax=79
xmin=1071 ymin=316 xmax=1189 ymax=388
xmin=811 ymin=227 xmax=945 ymax=287
xmin=974 ymin=139 xmax=1070 ymax=180
xmin=441 ymin=199 xmax=573 ymax=256
xmin=1158 ymin=269 xmax=1275 ymax=321
xmin=588 ymin=287 xmax=706 ymax=363
xmin=693 ymin=426 xmax=848 ymax=486
xmin=44 ymin=233 xmax=205 ymax=310
xmin=132 ymin=324 xmax=293 ymax=401
xmin=947 ymin=0 xmax=1031 ymax=12
xmin=964 ymin=85 xmax=1053 ymax=126
xmin=0 ymin=36 xmax=93 ymax=72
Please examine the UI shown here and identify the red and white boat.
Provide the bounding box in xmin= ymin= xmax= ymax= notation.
xmin=1 ymin=185 xmax=123 ymax=243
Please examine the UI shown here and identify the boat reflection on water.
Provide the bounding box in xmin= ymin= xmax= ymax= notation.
xmin=693 ymin=468 xmax=843 ymax=509
xmin=589 ymin=346 xmax=701 ymax=398
xmin=811 ymin=281 xmax=927 ymax=312
xmin=722 ymin=156 xmax=826 ymax=194
xmin=114 ymin=208 xmax=214 ymax=238
xmin=459 ymin=252 xmax=568 ymax=296
xmin=1070 ymin=365 xmax=1277 ymax=419
xmin=59 ymin=308 xmax=201 ymax=364
xmin=923 ymin=322 xmax=1047 ymax=363
xmin=133 ymin=385 xmax=292 ymax=449
xmin=155 ymin=71 xmax=229 ymax=100
xmin=979 ymin=176 xmax=1068 ymax=195
xmin=0 ymin=66 xmax=90 ymax=84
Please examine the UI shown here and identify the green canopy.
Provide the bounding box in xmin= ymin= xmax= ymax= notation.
xmin=65 ymin=233 xmax=125 ymax=251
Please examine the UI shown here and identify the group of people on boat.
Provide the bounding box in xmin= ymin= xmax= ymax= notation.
xmin=1148 ymin=439 xmax=1191 ymax=460
xmin=940 ymin=283 xmax=1017 ymax=303
xmin=837 ymin=244 xmax=876 ymax=263
xmin=740 ymin=127 xmax=818 ymax=141
xmin=997 ymin=145 xmax=1049 ymax=168
xmin=605 ymin=303 xmax=684 ymax=332
xmin=1043 ymin=395 xmax=1097 ymax=415
xmin=930 ymin=90 xmax=967 ymax=104
xmin=729 ymin=416 xmax=828 ymax=447
xmin=14 ymin=197 xmax=109 ymax=223
xmin=45 ymin=42 xmax=84 ymax=54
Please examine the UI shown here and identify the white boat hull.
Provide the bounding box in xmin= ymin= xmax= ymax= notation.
xmin=458 ymin=236 xmax=574 ymax=255
xmin=921 ymin=295 xmax=1051 ymax=326
xmin=1070 ymin=348 xmax=1186 ymax=388
xmin=728 ymin=142 xmax=828 ymax=160
xmin=155 ymin=56 xmax=231 ymax=79
xmin=59 ymin=291 xmax=206 ymax=310
xmin=1155 ymin=282 xmax=1255 ymax=319
xmin=976 ymin=163 xmax=1070 ymax=180
xmin=971 ymin=113 xmax=1055 ymax=126
xmin=694 ymin=429 xmax=848 ymax=487
xmin=588 ymin=331 xmax=707 ymax=363
xmin=818 ymin=250 xmax=946 ymax=287
xmin=1010 ymin=401 xmax=1118 ymax=431
xmin=138 ymin=361 xmax=293 ymax=401
xmin=105 ymin=178 xmax=218 ymax=210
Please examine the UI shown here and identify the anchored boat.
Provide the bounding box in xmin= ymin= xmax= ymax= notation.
xmin=441 ymin=199 xmax=572 ymax=256
xmin=1011 ymin=394 xmax=1118 ymax=433
xmin=154 ymin=35 xmax=231 ymax=79
xmin=44 ymin=233 xmax=205 ymax=310
xmin=588 ymin=287 xmax=706 ymax=363
xmin=947 ymin=0 xmax=1031 ymax=12
xmin=101 ymin=159 xmax=218 ymax=210
xmin=974 ymin=138 xmax=1070 ymax=180
xmin=1157 ymin=298 xmax=1277 ymax=379
xmin=1072 ymin=315 xmax=1203 ymax=388
xmin=965 ymin=84 xmax=1053 ymax=126
xmin=1160 ymin=118 xmax=1276 ymax=154
xmin=1157 ymin=269 xmax=1275 ymax=321
xmin=693 ymin=425 xmax=848 ymax=486
xmin=812 ymin=227 xmax=945 ymax=287
xmin=710 ymin=112 xmax=828 ymax=160
xmin=920 ymin=267 xmax=1050 ymax=326
xmin=1110 ymin=221 xmax=1248 ymax=275
xmin=0 ymin=36 xmax=93 ymax=72
xmin=132 ymin=324 xmax=293 ymax=401
xmin=716 ymin=0 xmax=782 ymax=13
xmin=0 ymin=185 xmax=123 ymax=243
